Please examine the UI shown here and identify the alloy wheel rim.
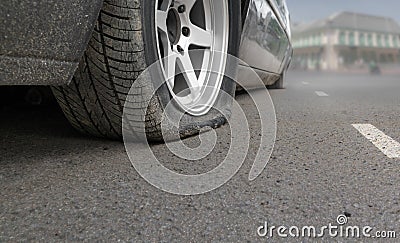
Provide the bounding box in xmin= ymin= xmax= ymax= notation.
xmin=155 ymin=0 xmax=229 ymax=116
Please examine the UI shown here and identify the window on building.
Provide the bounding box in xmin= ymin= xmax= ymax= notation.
xmin=339 ymin=32 xmax=346 ymax=45
xmin=367 ymin=34 xmax=373 ymax=46
xmin=359 ymin=33 xmax=366 ymax=46
xmin=348 ymin=32 xmax=355 ymax=46
xmin=371 ymin=52 xmax=378 ymax=62
xmin=388 ymin=54 xmax=394 ymax=63
xmin=316 ymin=33 xmax=322 ymax=45
xmin=392 ymin=35 xmax=398 ymax=48
xmin=385 ymin=35 xmax=390 ymax=47
xmin=377 ymin=34 xmax=383 ymax=47
xmin=361 ymin=52 xmax=369 ymax=62
xmin=380 ymin=53 xmax=387 ymax=63
xmin=315 ymin=34 xmax=321 ymax=45
xmin=396 ymin=35 xmax=400 ymax=48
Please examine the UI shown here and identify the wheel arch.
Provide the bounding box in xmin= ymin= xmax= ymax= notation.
xmin=0 ymin=0 xmax=104 ymax=86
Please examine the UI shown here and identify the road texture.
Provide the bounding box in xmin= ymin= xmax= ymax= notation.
xmin=1 ymin=71 xmax=399 ymax=241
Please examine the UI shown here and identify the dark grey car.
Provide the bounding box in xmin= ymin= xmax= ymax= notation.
xmin=0 ymin=0 xmax=292 ymax=139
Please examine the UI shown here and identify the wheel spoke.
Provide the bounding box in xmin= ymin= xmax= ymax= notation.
xmin=159 ymin=0 xmax=173 ymax=11
xmin=157 ymin=10 xmax=168 ymax=34
xmin=177 ymin=53 xmax=200 ymax=92
xmin=164 ymin=52 xmax=177 ymax=89
xmin=189 ymin=24 xmax=212 ymax=48
xmin=184 ymin=0 xmax=198 ymax=12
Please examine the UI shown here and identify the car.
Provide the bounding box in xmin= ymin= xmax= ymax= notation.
xmin=0 ymin=0 xmax=292 ymax=140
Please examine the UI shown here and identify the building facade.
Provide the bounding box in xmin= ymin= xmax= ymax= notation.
xmin=292 ymin=12 xmax=400 ymax=70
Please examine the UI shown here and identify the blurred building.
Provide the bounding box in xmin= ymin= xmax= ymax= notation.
xmin=291 ymin=12 xmax=400 ymax=70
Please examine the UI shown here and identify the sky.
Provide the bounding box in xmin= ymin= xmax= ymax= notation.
xmin=286 ymin=0 xmax=400 ymax=24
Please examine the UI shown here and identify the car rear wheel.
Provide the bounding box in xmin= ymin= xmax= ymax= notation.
xmin=52 ymin=0 xmax=241 ymax=140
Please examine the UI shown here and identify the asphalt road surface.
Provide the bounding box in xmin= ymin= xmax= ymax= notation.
xmin=1 ymin=71 xmax=399 ymax=241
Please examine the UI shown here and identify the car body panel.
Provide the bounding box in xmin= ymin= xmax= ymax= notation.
xmin=239 ymin=0 xmax=292 ymax=87
xmin=0 ymin=0 xmax=291 ymax=87
xmin=0 ymin=0 xmax=103 ymax=85
xmin=268 ymin=0 xmax=291 ymax=38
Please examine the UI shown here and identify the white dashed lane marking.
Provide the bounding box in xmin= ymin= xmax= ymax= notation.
xmin=352 ymin=124 xmax=400 ymax=159
xmin=302 ymin=81 xmax=309 ymax=85
xmin=315 ymin=91 xmax=329 ymax=97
